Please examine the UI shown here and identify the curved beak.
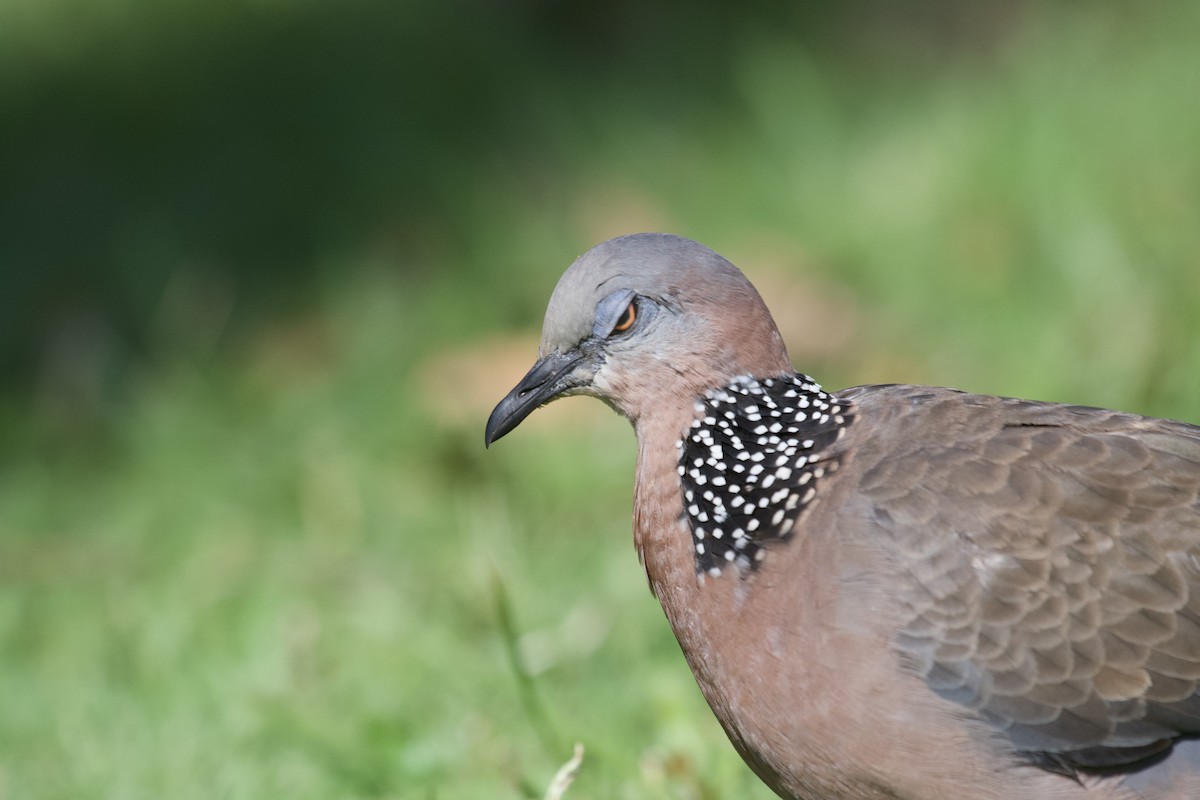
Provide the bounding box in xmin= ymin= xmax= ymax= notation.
xmin=484 ymin=348 xmax=596 ymax=447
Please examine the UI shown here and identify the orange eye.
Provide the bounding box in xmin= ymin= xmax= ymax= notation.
xmin=612 ymin=300 xmax=637 ymax=333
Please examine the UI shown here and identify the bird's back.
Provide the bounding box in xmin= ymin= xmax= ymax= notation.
xmin=834 ymin=383 xmax=1200 ymax=794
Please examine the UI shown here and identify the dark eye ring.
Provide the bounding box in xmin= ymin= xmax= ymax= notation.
xmin=612 ymin=300 xmax=637 ymax=334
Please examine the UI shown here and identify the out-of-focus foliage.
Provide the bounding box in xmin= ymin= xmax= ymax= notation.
xmin=0 ymin=0 xmax=852 ymax=382
xmin=1 ymin=1 xmax=1198 ymax=798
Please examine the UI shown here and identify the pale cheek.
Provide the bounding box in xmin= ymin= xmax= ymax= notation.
xmin=591 ymin=363 xmax=640 ymax=414
xmin=591 ymin=363 xmax=623 ymax=396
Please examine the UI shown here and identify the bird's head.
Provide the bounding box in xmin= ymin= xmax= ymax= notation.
xmin=485 ymin=233 xmax=792 ymax=445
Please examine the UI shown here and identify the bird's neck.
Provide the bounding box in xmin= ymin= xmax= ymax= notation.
xmin=631 ymin=400 xmax=740 ymax=689
xmin=632 ymin=370 xmax=852 ymax=585
xmin=632 ymin=402 xmax=700 ymax=600
xmin=631 ymin=375 xmax=895 ymax=798
xmin=630 ymin=370 xmax=857 ymax=678
xmin=631 ymin=370 xmax=811 ymax=609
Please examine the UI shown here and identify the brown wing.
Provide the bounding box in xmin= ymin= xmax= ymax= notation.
xmin=842 ymin=384 xmax=1200 ymax=773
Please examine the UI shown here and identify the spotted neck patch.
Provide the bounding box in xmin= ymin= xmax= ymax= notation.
xmin=677 ymin=373 xmax=854 ymax=576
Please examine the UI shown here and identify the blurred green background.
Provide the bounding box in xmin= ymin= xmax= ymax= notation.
xmin=2 ymin=1 xmax=1199 ymax=798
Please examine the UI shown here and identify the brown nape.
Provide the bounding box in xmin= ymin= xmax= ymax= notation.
xmin=490 ymin=233 xmax=1200 ymax=800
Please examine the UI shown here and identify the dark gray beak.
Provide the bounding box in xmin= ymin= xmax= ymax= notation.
xmin=485 ymin=349 xmax=592 ymax=447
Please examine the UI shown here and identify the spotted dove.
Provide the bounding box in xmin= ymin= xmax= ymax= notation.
xmin=485 ymin=233 xmax=1200 ymax=799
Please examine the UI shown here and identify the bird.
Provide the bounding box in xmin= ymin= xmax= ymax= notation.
xmin=484 ymin=233 xmax=1200 ymax=799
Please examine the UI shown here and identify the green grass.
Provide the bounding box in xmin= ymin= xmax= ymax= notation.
xmin=2 ymin=3 xmax=1200 ymax=798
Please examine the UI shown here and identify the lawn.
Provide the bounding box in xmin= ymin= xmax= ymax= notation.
xmin=1 ymin=2 xmax=1198 ymax=798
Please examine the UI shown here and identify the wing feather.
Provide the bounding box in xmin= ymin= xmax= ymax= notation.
xmin=842 ymin=385 xmax=1200 ymax=772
